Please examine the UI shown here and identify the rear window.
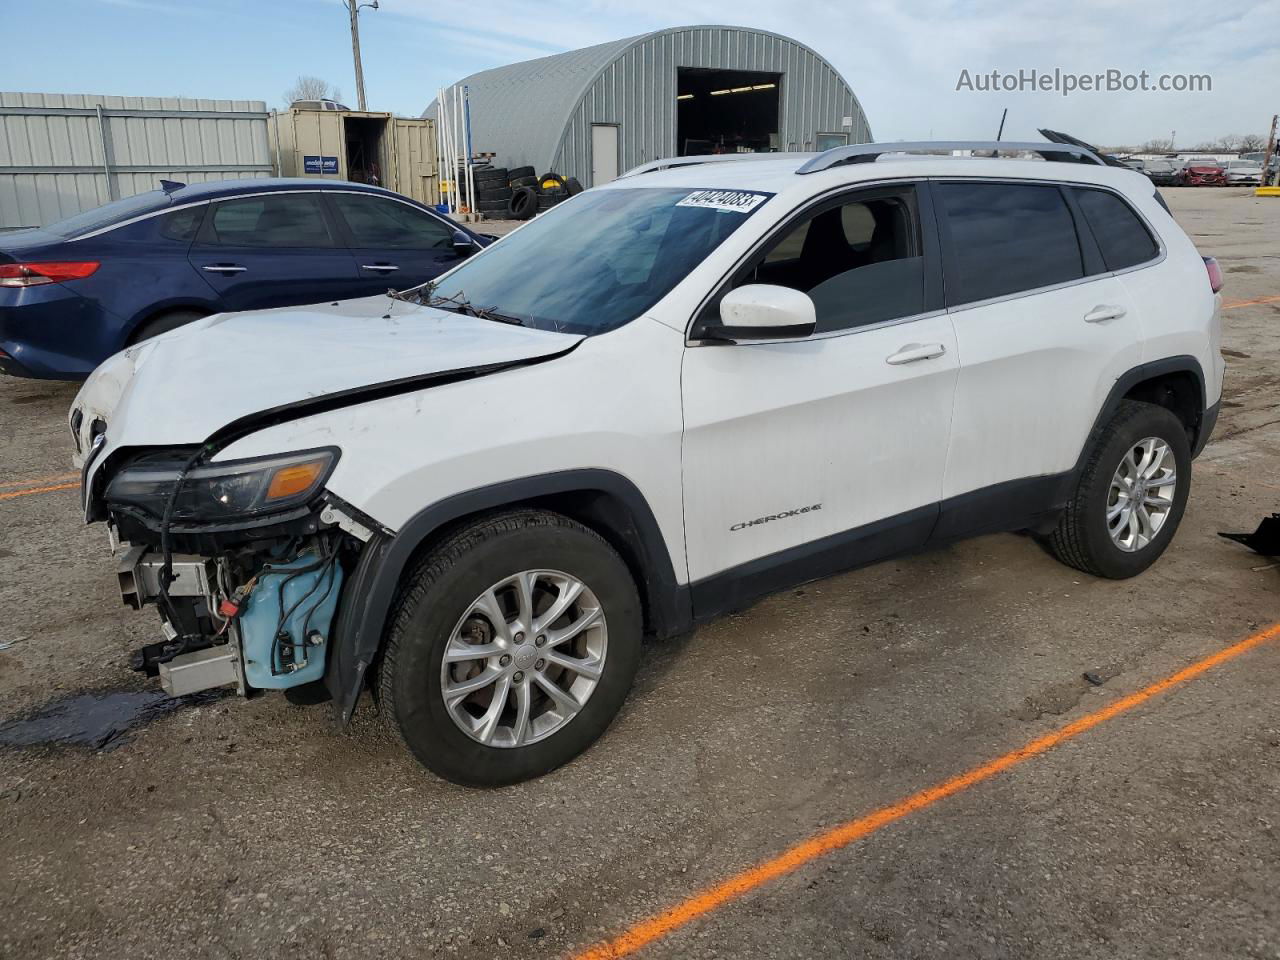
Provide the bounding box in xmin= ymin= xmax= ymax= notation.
xmin=1071 ymin=188 xmax=1159 ymax=272
xmin=44 ymin=191 xmax=171 ymax=238
xmin=936 ymin=182 xmax=1083 ymax=306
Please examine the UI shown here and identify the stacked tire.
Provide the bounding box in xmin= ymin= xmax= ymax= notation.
xmin=474 ymin=165 xmax=511 ymax=219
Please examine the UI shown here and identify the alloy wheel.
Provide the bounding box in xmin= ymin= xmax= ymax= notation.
xmin=440 ymin=570 xmax=607 ymax=747
xmin=1107 ymin=437 xmax=1177 ymax=552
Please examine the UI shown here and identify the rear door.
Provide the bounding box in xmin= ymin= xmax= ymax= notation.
xmin=933 ymin=179 xmax=1142 ymax=519
xmin=327 ymin=191 xmax=469 ymax=296
xmin=188 ymin=191 xmax=360 ymax=310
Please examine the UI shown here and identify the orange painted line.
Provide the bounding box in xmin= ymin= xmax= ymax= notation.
xmin=0 ymin=481 xmax=80 ymax=502
xmin=1223 ymin=295 xmax=1280 ymax=309
xmin=571 ymin=624 xmax=1280 ymax=960
xmin=0 ymin=472 xmax=78 ymax=490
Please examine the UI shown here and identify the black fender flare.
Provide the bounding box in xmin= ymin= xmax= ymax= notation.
xmin=1076 ymin=355 xmax=1208 ymax=472
xmin=325 ymin=469 xmax=691 ymax=723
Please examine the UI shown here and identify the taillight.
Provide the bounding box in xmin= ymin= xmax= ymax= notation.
xmin=0 ymin=261 xmax=100 ymax=287
xmin=1203 ymin=256 xmax=1224 ymax=294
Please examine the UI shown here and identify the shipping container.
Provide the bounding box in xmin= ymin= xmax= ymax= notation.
xmin=269 ymin=108 xmax=438 ymax=207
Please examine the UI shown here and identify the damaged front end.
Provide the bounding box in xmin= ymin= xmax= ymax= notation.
xmin=99 ymin=445 xmax=375 ymax=700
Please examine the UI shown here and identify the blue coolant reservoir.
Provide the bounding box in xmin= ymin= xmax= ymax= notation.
xmin=239 ymin=552 xmax=343 ymax=690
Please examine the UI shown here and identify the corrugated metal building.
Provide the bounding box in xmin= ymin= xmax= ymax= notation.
xmin=425 ymin=25 xmax=871 ymax=187
xmin=0 ymin=93 xmax=271 ymax=229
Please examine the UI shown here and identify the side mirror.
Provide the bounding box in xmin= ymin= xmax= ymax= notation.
xmin=452 ymin=230 xmax=478 ymax=255
xmin=706 ymin=284 xmax=817 ymax=341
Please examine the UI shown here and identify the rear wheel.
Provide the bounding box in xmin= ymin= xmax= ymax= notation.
xmin=128 ymin=309 xmax=206 ymax=345
xmin=379 ymin=510 xmax=642 ymax=786
xmin=1044 ymin=400 xmax=1190 ymax=579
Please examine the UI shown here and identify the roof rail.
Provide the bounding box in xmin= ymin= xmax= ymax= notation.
xmin=618 ymin=152 xmax=813 ymax=179
xmin=796 ymin=140 xmax=1105 ymax=174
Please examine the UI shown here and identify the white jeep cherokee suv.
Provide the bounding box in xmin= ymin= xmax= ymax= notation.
xmin=72 ymin=141 xmax=1224 ymax=786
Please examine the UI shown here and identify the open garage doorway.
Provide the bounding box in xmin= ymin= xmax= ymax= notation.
xmin=677 ymin=68 xmax=781 ymax=156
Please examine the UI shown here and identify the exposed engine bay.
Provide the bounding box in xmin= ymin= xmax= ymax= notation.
xmin=116 ymin=530 xmax=352 ymax=696
xmin=97 ymin=444 xmax=372 ymax=699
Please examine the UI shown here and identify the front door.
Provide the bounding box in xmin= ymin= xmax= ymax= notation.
xmin=327 ymin=191 xmax=470 ymax=296
xmin=681 ymin=183 xmax=958 ymax=611
xmin=189 ymin=191 xmax=359 ymax=311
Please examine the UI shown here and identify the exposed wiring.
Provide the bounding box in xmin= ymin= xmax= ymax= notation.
xmin=267 ymin=539 xmax=339 ymax=676
xmin=156 ymin=443 xmax=214 ymax=650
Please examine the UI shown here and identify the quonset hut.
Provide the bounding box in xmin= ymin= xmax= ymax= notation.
xmin=425 ymin=25 xmax=871 ymax=187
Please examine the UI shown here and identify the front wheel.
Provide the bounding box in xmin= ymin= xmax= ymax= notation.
xmin=379 ymin=510 xmax=642 ymax=786
xmin=1044 ymin=400 xmax=1191 ymax=579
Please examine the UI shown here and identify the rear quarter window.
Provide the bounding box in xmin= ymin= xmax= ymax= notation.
xmin=1071 ymin=188 xmax=1160 ymax=272
xmin=158 ymin=205 xmax=205 ymax=242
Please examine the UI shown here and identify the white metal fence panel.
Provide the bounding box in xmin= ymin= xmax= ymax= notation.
xmin=0 ymin=92 xmax=272 ymax=229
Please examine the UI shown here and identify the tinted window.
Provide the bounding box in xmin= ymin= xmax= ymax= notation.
xmin=426 ymin=187 xmax=769 ymax=335
xmin=45 ymin=190 xmax=171 ymax=237
xmin=203 ymin=194 xmax=334 ymax=247
xmin=937 ymin=182 xmax=1083 ymax=305
xmin=745 ymin=189 xmax=924 ymax=333
xmin=159 ymin=205 xmax=205 ymax=241
xmin=1072 ymin=188 xmax=1159 ymax=272
xmin=332 ymin=194 xmax=454 ymax=249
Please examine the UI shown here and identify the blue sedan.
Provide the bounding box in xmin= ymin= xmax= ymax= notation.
xmin=0 ymin=179 xmax=494 ymax=380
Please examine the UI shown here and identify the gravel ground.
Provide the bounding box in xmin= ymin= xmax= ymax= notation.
xmin=1 ymin=188 xmax=1278 ymax=960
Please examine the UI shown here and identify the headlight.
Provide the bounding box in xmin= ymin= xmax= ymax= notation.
xmin=105 ymin=449 xmax=338 ymax=523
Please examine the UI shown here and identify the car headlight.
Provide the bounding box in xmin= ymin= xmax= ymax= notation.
xmin=105 ymin=449 xmax=338 ymax=522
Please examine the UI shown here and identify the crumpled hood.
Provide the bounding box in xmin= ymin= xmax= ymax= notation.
xmin=71 ymin=295 xmax=582 ymax=461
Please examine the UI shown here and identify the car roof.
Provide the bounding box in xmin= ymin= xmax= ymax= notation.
xmin=603 ymin=152 xmax=1154 ymax=205
xmin=163 ymin=177 xmax=394 ymax=203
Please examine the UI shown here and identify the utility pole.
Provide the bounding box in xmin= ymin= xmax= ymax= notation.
xmin=1263 ymin=114 xmax=1278 ymax=187
xmin=345 ymin=0 xmax=378 ymax=111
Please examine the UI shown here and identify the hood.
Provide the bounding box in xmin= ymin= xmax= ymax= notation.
xmin=72 ymin=295 xmax=583 ymax=460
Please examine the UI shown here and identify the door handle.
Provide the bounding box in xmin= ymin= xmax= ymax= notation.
xmin=361 ymin=264 xmax=399 ymax=272
xmin=201 ymin=264 xmax=246 ymax=273
xmin=886 ymin=342 xmax=947 ymax=365
xmin=1084 ymin=304 xmax=1126 ymax=323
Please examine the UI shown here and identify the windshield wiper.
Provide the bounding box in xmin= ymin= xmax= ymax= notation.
xmin=387 ymin=285 xmax=525 ymax=326
xmin=386 ymin=282 xmax=434 ymax=304
xmin=424 ymin=291 xmax=526 ymax=326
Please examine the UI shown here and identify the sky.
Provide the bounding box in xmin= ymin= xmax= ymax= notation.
xmin=6 ymin=0 xmax=1278 ymax=148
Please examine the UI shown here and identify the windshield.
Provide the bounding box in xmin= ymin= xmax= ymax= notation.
xmin=47 ymin=190 xmax=171 ymax=237
xmin=424 ymin=186 xmax=773 ymax=335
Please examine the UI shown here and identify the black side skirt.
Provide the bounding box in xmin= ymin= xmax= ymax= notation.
xmin=689 ymin=471 xmax=1075 ymax=625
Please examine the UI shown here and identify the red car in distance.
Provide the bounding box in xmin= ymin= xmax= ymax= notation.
xmin=1175 ymin=163 xmax=1228 ymax=186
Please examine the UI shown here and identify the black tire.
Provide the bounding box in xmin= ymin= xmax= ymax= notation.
xmin=508 ymin=186 xmax=538 ymax=220
xmin=539 ymin=172 xmax=568 ymax=193
xmin=474 ymin=167 xmax=508 ymax=183
xmin=127 ymin=309 xmax=206 ymax=345
xmin=478 ymin=201 xmax=509 ymax=214
xmin=478 ymin=186 xmax=512 ymax=202
xmin=537 ymin=194 xmax=563 ymax=210
xmin=379 ymin=510 xmax=642 ymax=786
xmin=1044 ymin=400 xmax=1191 ymax=579
xmin=509 ymin=175 xmax=538 ymax=188
xmin=507 ymin=165 xmax=535 ymax=180
xmin=565 ymin=177 xmax=584 ymax=195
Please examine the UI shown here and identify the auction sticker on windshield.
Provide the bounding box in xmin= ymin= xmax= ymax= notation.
xmin=676 ymin=189 xmax=773 ymax=213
